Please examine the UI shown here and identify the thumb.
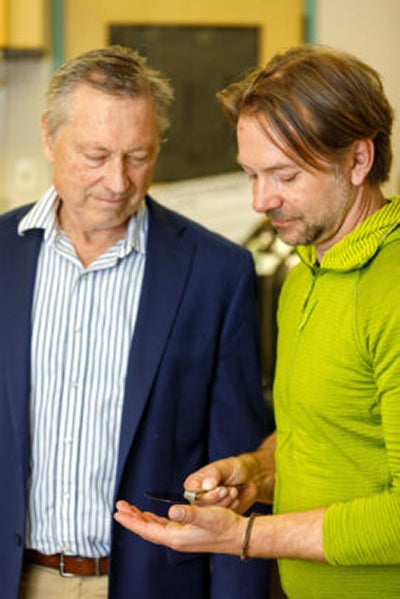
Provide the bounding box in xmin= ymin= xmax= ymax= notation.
xmin=185 ymin=464 xmax=225 ymax=492
xmin=169 ymin=504 xmax=199 ymax=523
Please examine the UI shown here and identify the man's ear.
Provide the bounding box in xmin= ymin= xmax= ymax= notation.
xmin=41 ymin=115 xmax=55 ymax=162
xmin=349 ymin=139 xmax=375 ymax=186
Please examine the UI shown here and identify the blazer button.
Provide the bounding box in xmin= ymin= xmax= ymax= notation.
xmin=14 ymin=534 xmax=22 ymax=547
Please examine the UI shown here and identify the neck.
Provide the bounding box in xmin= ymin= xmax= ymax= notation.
xmin=315 ymin=184 xmax=386 ymax=262
xmin=57 ymin=206 xmax=129 ymax=268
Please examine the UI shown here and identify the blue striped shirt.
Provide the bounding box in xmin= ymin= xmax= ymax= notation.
xmin=18 ymin=186 xmax=148 ymax=557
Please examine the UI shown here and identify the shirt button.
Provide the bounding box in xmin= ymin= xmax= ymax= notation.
xmin=14 ymin=534 xmax=22 ymax=546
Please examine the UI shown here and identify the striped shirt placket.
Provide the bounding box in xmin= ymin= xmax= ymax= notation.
xmin=20 ymin=187 xmax=147 ymax=557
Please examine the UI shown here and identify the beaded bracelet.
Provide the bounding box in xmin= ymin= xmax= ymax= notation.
xmin=240 ymin=512 xmax=260 ymax=561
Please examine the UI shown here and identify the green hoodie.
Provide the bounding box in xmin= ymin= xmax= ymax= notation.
xmin=273 ymin=196 xmax=400 ymax=598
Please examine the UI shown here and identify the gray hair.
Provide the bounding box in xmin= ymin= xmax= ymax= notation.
xmin=44 ymin=45 xmax=174 ymax=139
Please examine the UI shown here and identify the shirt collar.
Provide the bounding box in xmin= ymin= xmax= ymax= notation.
xmin=18 ymin=185 xmax=148 ymax=257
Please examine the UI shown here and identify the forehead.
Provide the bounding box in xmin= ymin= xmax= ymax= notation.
xmin=65 ymin=83 xmax=153 ymax=118
xmin=237 ymin=113 xmax=297 ymax=169
xmin=54 ymin=84 xmax=159 ymax=147
xmin=237 ymin=112 xmax=334 ymax=175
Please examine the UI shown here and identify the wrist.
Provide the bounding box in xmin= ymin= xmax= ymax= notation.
xmin=239 ymin=449 xmax=275 ymax=504
xmin=240 ymin=512 xmax=261 ymax=560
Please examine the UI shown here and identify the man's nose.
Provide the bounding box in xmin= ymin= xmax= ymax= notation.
xmin=251 ymin=180 xmax=282 ymax=214
xmin=104 ymin=158 xmax=130 ymax=193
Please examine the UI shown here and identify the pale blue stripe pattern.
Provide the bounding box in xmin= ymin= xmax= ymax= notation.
xmin=19 ymin=187 xmax=147 ymax=557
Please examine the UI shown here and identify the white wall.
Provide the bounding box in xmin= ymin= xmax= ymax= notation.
xmin=0 ymin=56 xmax=52 ymax=210
xmin=315 ymin=0 xmax=400 ymax=196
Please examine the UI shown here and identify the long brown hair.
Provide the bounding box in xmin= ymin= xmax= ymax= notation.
xmin=217 ymin=45 xmax=393 ymax=183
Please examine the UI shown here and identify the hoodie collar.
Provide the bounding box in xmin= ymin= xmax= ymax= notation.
xmin=297 ymin=196 xmax=400 ymax=271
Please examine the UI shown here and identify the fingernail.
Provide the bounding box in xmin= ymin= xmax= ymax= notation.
xmin=217 ymin=487 xmax=228 ymax=499
xmin=202 ymin=477 xmax=216 ymax=491
xmin=170 ymin=507 xmax=184 ymax=521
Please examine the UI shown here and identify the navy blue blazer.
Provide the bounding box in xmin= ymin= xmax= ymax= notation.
xmin=0 ymin=195 xmax=271 ymax=598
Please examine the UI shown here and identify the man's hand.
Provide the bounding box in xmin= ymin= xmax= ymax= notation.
xmin=114 ymin=501 xmax=246 ymax=556
xmin=183 ymin=432 xmax=277 ymax=513
xmin=114 ymin=493 xmax=326 ymax=563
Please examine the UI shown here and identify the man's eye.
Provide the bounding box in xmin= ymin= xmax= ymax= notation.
xmin=280 ymin=172 xmax=299 ymax=183
xmin=128 ymin=154 xmax=149 ymax=164
xmin=85 ymin=155 xmax=106 ymax=164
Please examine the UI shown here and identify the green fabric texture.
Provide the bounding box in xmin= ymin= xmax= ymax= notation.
xmin=273 ymin=196 xmax=400 ymax=598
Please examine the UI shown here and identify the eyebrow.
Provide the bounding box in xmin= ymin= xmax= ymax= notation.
xmin=76 ymin=142 xmax=156 ymax=154
xmin=237 ymin=159 xmax=300 ymax=173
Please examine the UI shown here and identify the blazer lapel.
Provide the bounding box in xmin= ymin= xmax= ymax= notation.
xmin=115 ymin=199 xmax=195 ymax=483
xmin=1 ymin=228 xmax=42 ymax=460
